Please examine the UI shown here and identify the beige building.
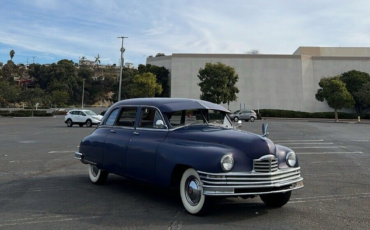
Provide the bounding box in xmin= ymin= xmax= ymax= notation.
xmin=147 ymin=47 xmax=370 ymax=112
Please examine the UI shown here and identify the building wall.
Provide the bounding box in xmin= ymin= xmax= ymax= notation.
xmin=147 ymin=48 xmax=370 ymax=113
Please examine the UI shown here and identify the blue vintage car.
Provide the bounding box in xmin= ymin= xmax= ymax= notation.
xmin=75 ymin=98 xmax=303 ymax=215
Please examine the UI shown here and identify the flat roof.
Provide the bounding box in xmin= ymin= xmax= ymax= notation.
xmin=116 ymin=98 xmax=230 ymax=113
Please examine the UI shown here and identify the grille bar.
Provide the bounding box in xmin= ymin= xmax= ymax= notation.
xmin=253 ymin=155 xmax=278 ymax=173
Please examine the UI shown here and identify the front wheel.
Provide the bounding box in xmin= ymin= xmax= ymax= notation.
xmin=88 ymin=164 xmax=109 ymax=184
xmin=86 ymin=119 xmax=92 ymax=127
xmin=180 ymin=168 xmax=210 ymax=215
xmin=260 ymin=191 xmax=291 ymax=208
xmin=250 ymin=117 xmax=255 ymax=122
xmin=234 ymin=117 xmax=239 ymax=122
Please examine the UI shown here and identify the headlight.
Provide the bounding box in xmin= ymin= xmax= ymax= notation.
xmin=220 ymin=154 xmax=234 ymax=171
xmin=286 ymin=151 xmax=297 ymax=167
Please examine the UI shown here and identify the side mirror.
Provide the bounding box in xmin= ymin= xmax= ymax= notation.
xmin=262 ymin=123 xmax=269 ymax=137
xmin=155 ymin=120 xmax=166 ymax=128
xmin=236 ymin=120 xmax=243 ymax=128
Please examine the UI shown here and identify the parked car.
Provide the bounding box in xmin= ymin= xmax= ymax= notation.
xmin=64 ymin=109 xmax=103 ymax=127
xmin=229 ymin=109 xmax=257 ymax=122
xmin=74 ymin=98 xmax=303 ymax=215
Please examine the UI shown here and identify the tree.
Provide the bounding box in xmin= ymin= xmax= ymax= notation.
xmin=0 ymin=81 xmax=21 ymax=106
xmin=197 ymin=62 xmax=239 ymax=107
xmin=340 ymin=70 xmax=370 ymax=114
xmin=130 ymin=72 xmax=162 ymax=98
xmin=155 ymin=53 xmax=165 ymax=57
xmin=51 ymin=91 xmax=69 ymax=107
xmin=21 ymin=88 xmax=45 ymax=116
xmin=315 ymin=76 xmax=355 ymax=122
xmin=354 ymin=82 xmax=370 ymax=108
xmin=138 ymin=64 xmax=170 ymax=97
xmin=10 ymin=50 xmax=15 ymax=60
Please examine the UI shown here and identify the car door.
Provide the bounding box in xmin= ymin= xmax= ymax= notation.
xmin=79 ymin=111 xmax=87 ymax=123
xmin=239 ymin=110 xmax=247 ymax=119
xmin=126 ymin=107 xmax=168 ymax=183
xmin=102 ymin=107 xmax=138 ymax=175
xmin=71 ymin=111 xmax=80 ymax=122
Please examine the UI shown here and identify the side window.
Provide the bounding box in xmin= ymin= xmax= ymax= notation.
xmin=116 ymin=107 xmax=137 ymax=127
xmin=139 ymin=108 xmax=166 ymax=129
xmin=105 ymin=109 xmax=119 ymax=126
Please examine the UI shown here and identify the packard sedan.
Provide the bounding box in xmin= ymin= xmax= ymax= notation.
xmin=75 ymin=98 xmax=303 ymax=215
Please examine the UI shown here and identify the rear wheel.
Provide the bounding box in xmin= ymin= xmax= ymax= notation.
xmin=66 ymin=119 xmax=73 ymax=127
xmin=86 ymin=119 xmax=92 ymax=127
xmin=88 ymin=164 xmax=109 ymax=184
xmin=180 ymin=168 xmax=210 ymax=215
xmin=260 ymin=191 xmax=291 ymax=208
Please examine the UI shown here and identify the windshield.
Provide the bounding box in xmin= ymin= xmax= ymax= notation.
xmin=84 ymin=111 xmax=97 ymax=116
xmin=164 ymin=109 xmax=233 ymax=128
xmin=233 ymin=110 xmax=241 ymax=114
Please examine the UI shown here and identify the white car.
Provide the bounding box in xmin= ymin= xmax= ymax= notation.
xmin=64 ymin=110 xmax=103 ymax=127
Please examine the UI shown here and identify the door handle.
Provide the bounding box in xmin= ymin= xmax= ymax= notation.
xmin=133 ymin=132 xmax=139 ymax=135
xmin=110 ymin=130 xmax=116 ymax=133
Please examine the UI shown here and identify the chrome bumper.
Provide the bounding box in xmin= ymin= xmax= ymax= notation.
xmin=74 ymin=152 xmax=96 ymax=165
xmin=198 ymin=167 xmax=303 ymax=196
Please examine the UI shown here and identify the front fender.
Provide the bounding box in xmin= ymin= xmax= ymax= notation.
xmin=275 ymin=144 xmax=300 ymax=169
xmin=155 ymin=138 xmax=250 ymax=188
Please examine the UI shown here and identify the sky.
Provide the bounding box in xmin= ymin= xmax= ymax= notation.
xmin=1 ymin=0 xmax=370 ymax=66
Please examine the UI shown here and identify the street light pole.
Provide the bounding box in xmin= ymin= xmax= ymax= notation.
xmin=117 ymin=36 xmax=128 ymax=101
xmin=82 ymin=79 xmax=85 ymax=108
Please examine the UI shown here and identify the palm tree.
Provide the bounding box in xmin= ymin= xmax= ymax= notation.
xmin=94 ymin=54 xmax=100 ymax=66
xmin=10 ymin=50 xmax=15 ymax=60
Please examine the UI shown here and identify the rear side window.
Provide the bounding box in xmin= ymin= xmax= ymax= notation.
xmin=105 ymin=109 xmax=119 ymax=126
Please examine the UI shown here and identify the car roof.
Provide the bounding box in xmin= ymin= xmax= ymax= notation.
xmin=114 ymin=98 xmax=230 ymax=113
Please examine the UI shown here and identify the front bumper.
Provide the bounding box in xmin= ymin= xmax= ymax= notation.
xmin=198 ymin=167 xmax=303 ymax=196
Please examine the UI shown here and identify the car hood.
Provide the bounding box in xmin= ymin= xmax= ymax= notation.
xmin=168 ymin=125 xmax=275 ymax=159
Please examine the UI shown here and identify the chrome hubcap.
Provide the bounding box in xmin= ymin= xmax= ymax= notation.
xmin=185 ymin=176 xmax=202 ymax=206
xmin=91 ymin=165 xmax=99 ymax=177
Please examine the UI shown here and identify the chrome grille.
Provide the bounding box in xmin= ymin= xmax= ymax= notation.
xmin=253 ymin=155 xmax=278 ymax=173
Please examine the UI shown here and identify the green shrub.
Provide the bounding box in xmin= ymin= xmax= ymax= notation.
xmin=0 ymin=110 xmax=10 ymax=115
xmin=256 ymin=109 xmax=364 ymax=119
xmin=1 ymin=110 xmax=52 ymax=117
xmin=52 ymin=111 xmax=68 ymax=115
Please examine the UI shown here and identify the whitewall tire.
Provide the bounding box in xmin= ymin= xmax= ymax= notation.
xmin=180 ymin=168 xmax=210 ymax=215
xmin=88 ymin=164 xmax=109 ymax=184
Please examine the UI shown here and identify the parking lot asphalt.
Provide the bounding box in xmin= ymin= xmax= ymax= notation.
xmin=0 ymin=117 xmax=369 ymax=229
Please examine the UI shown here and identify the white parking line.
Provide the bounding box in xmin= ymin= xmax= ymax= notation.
xmin=279 ymin=143 xmax=333 ymax=145
xmin=291 ymin=146 xmax=346 ymax=149
xmin=0 ymin=216 xmax=100 ymax=227
xmin=299 ymin=151 xmax=363 ymax=155
xmin=48 ymin=151 xmax=75 ymax=153
xmin=273 ymin=140 xmax=324 ymax=142
xmin=289 ymin=193 xmax=370 ymax=204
